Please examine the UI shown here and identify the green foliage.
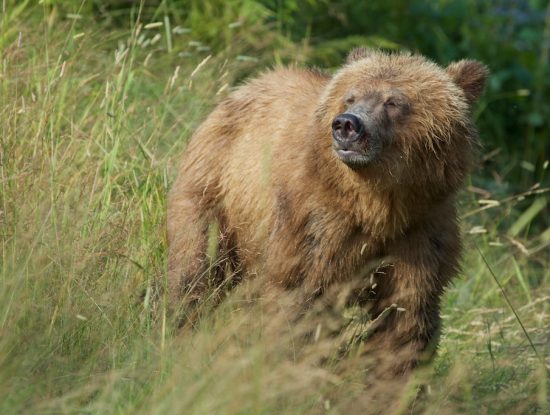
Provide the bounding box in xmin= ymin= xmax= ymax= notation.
xmin=0 ymin=1 xmax=549 ymax=414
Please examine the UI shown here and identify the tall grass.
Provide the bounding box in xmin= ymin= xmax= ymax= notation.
xmin=0 ymin=2 xmax=548 ymax=414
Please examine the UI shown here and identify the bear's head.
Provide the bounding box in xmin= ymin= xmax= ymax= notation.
xmin=316 ymin=49 xmax=488 ymax=194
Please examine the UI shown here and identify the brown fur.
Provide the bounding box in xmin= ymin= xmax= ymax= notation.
xmin=167 ymin=50 xmax=488 ymax=377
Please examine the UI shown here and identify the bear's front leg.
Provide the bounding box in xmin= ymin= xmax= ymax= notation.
xmin=362 ymin=216 xmax=461 ymax=378
xmin=167 ymin=190 xmax=216 ymax=319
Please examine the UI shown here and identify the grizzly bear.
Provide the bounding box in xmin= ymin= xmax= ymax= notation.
xmin=167 ymin=49 xmax=488 ymax=376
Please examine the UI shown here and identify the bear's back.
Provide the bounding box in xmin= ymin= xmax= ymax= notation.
xmin=212 ymin=69 xmax=328 ymax=261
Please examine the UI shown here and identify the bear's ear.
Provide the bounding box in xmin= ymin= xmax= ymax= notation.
xmin=446 ymin=60 xmax=489 ymax=104
xmin=346 ymin=47 xmax=374 ymax=64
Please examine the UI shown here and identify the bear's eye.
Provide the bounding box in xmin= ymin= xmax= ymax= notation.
xmin=384 ymin=99 xmax=398 ymax=108
xmin=345 ymin=95 xmax=355 ymax=105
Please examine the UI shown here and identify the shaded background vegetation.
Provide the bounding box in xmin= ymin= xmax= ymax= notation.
xmin=1 ymin=0 xmax=549 ymax=414
xmin=54 ymin=0 xmax=550 ymax=177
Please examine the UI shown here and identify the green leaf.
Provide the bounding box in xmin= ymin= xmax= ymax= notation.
xmin=508 ymin=197 xmax=547 ymax=237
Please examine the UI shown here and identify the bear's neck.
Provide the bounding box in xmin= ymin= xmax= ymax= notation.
xmin=310 ymin=142 xmax=448 ymax=241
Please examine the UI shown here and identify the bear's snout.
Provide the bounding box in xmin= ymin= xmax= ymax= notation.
xmin=332 ymin=113 xmax=365 ymax=145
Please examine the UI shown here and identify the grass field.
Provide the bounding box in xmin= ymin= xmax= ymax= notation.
xmin=1 ymin=3 xmax=549 ymax=414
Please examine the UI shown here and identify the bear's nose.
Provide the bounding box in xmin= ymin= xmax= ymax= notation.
xmin=332 ymin=113 xmax=364 ymax=144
